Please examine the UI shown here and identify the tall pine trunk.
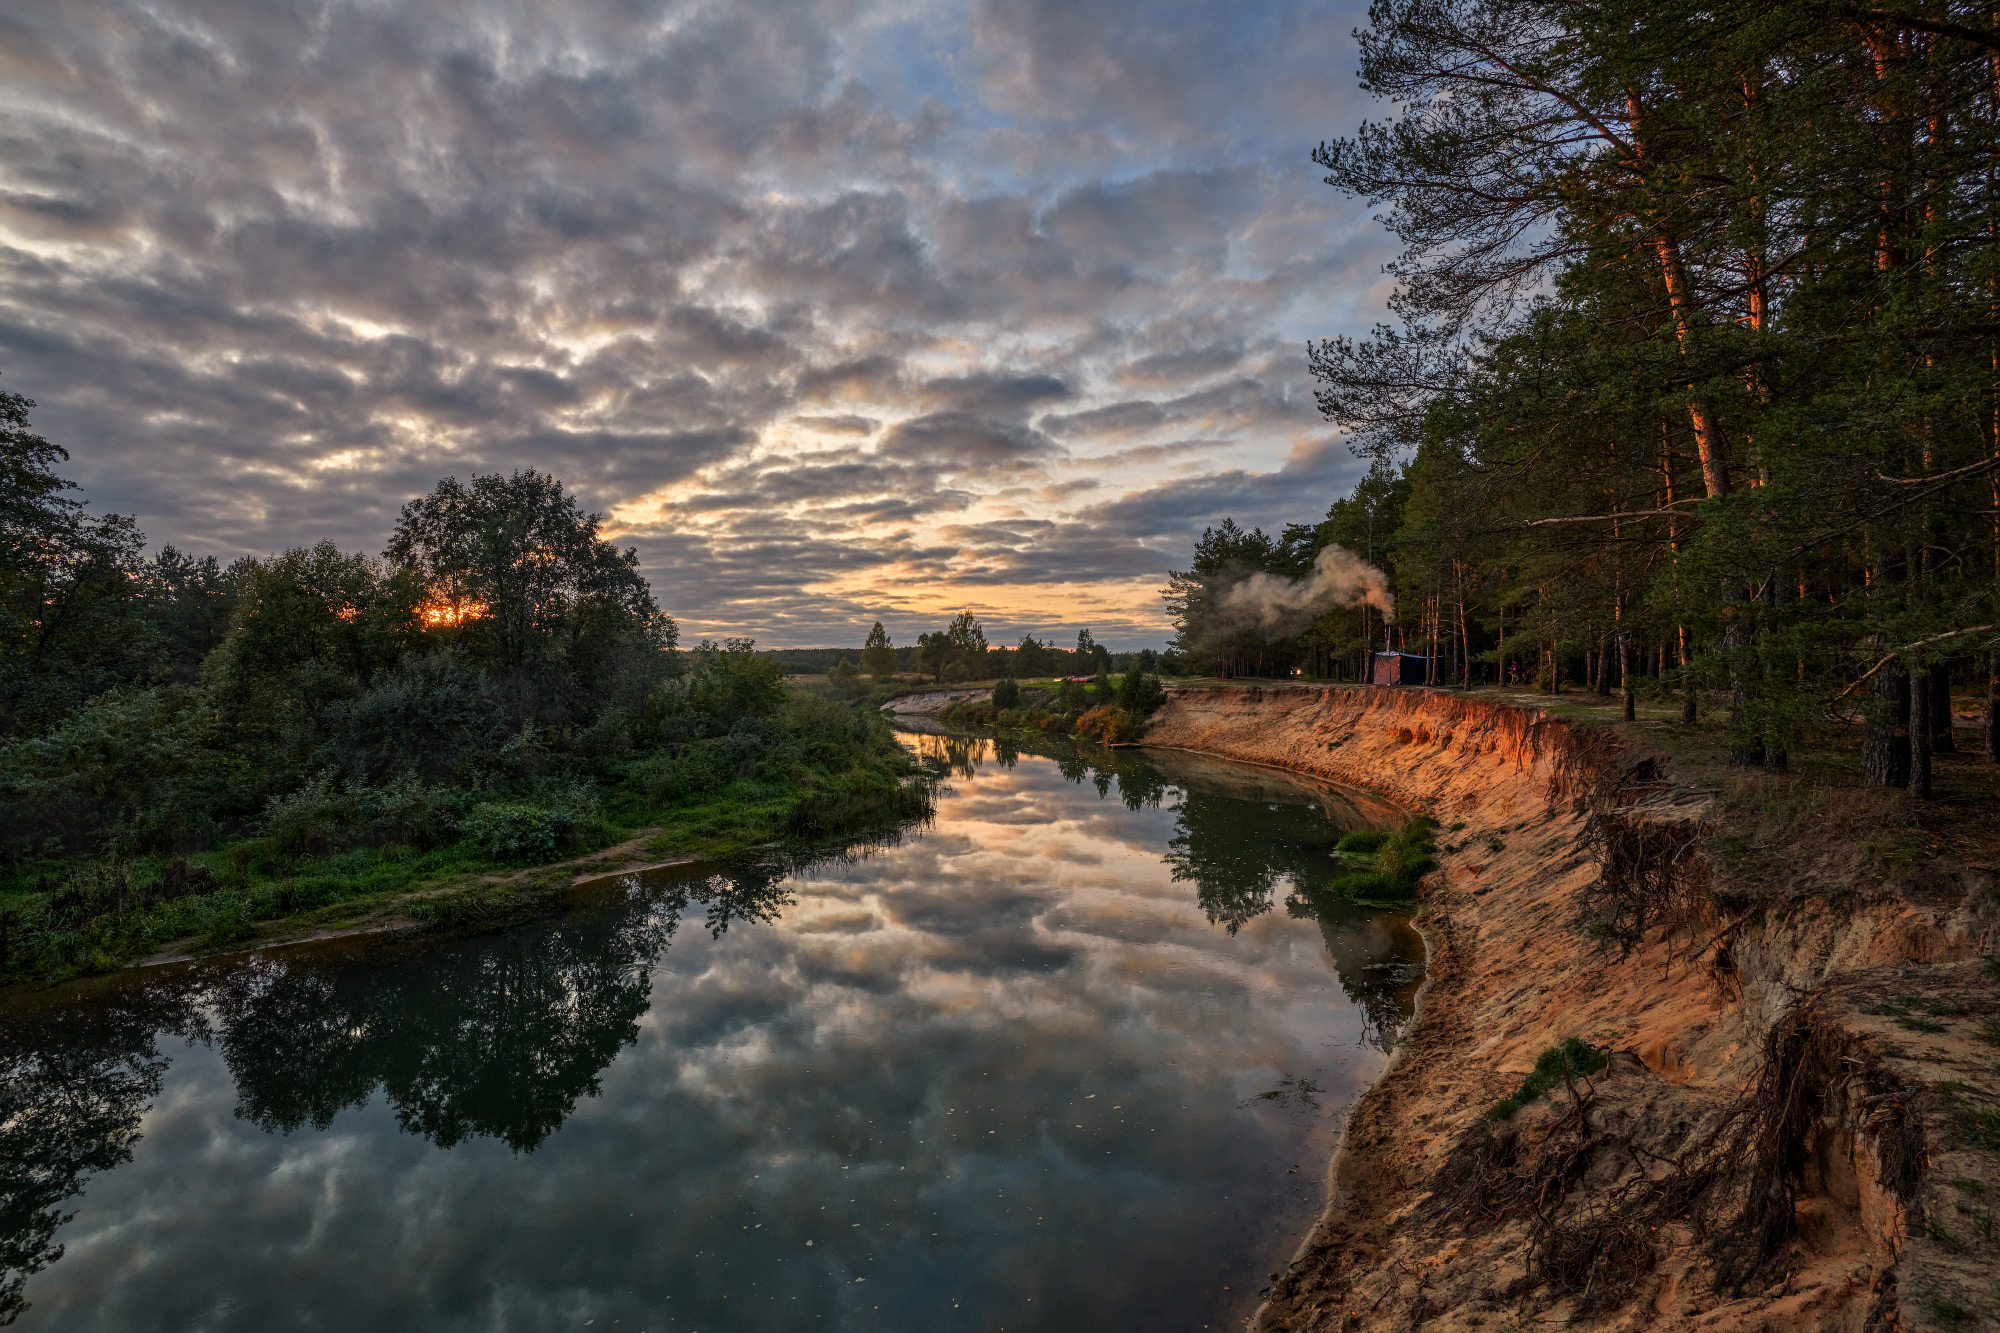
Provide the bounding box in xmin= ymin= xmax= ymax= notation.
xmin=1930 ymin=663 xmax=1956 ymax=753
xmin=1909 ymin=666 xmax=1932 ymax=798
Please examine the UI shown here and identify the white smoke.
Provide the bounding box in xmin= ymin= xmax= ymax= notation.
xmin=1217 ymin=544 xmax=1395 ymax=631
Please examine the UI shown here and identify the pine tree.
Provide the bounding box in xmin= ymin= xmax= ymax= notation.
xmin=861 ymin=621 xmax=896 ymax=680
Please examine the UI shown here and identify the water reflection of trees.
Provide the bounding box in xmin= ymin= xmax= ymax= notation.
xmin=904 ymin=731 xmax=1017 ymax=780
xmin=0 ymin=867 xmax=793 ymax=1320
xmin=217 ymin=868 xmax=794 ymax=1151
xmin=1290 ymin=900 xmax=1424 ymax=1052
xmin=216 ymin=914 xmax=663 ymax=1151
xmin=926 ymin=726 xmax=1421 ymax=1049
xmin=0 ymin=990 xmax=204 ymax=1325
xmin=1163 ymin=786 xmax=1361 ymax=935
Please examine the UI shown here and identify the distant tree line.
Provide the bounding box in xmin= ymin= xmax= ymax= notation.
xmin=1171 ymin=0 xmax=2000 ymax=797
xmin=772 ymin=621 xmax=1175 ymax=684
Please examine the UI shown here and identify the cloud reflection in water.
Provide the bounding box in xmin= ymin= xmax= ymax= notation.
xmin=0 ymin=737 xmax=1419 ymax=1331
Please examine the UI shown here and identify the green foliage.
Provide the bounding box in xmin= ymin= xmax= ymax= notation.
xmin=1488 ymin=1039 xmax=1611 ymax=1121
xmin=0 ymin=387 xmax=157 ymax=735
xmin=916 ymin=611 xmax=988 ymax=684
xmin=0 ymin=422 xmax=933 ymax=983
xmin=860 ymin=622 xmax=897 ymax=680
xmin=1074 ymin=704 xmax=1140 ymax=744
xmin=1114 ymin=670 xmax=1167 ymax=713
xmin=208 ymin=543 xmax=421 ymax=700
xmin=1013 ymin=635 xmax=1055 ymax=677
xmin=1162 ymin=0 xmax=2000 ymax=759
xmin=460 ymin=784 xmax=602 ymax=862
xmin=259 ymin=771 xmax=462 ymax=855
xmin=386 ymin=469 xmax=673 ymax=671
xmin=1324 ymin=816 xmax=1439 ymax=900
xmin=826 ymin=655 xmax=864 ymax=697
xmin=676 ymin=639 xmax=787 ymax=721
xmin=992 ymin=676 xmax=1020 ymax=709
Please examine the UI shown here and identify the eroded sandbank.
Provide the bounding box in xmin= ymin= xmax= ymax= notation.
xmin=1141 ymin=683 xmax=1998 ymax=1333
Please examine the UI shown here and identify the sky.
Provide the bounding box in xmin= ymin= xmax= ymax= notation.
xmin=0 ymin=0 xmax=1392 ymax=649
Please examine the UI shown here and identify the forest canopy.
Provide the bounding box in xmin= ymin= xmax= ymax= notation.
xmin=1168 ymin=0 xmax=2000 ymax=796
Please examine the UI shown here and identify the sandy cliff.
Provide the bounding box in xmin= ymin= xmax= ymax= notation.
xmin=1142 ymin=684 xmax=2000 ymax=1332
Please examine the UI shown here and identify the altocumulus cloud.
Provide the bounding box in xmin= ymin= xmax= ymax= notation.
xmin=0 ymin=0 xmax=1390 ymax=646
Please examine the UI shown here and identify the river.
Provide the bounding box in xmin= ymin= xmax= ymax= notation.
xmin=0 ymin=731 xmax=1421 ymax=1332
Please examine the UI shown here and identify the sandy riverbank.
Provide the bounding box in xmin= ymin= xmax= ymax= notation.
xmin=1141 ymin=683 xmax=1999 ymax=1332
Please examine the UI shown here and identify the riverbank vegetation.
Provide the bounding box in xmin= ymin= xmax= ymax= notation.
xmin=937 ymin=668 xmax=1168 ymax=742
xmin=0 ymin=395 xmax=931 ymax=984
xmin=1319 ymin=817 xmax=1441 ymax=903
xmin=1166 ymin=0 xmax=2000 ymax=799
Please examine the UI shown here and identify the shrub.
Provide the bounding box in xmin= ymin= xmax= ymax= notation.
xmin=992 ymin=677 xmax=1020 ymax=709
xmin=313 ymin=648 xmax=503 ymax=780
xmin=0 ymin=687 xmax=240 ymax=856
xmin=259 ymin=771 xmax=347 ymax=854
xmin=827 ymin=657 xmax=865 ymax=697
xmin=1376 ymin=816 xmax=1440 ymax=884
xmin=1115 ymin=671 xmax=1167 ymax=713
xmin=460 ymin=782 xmax=601 ymax=861
xmin=1326 ymin=817 xmax=1439 ymax=900
xmin=1327 ymin=869 xmax=1399 ymax=899
xmin=1074 ymin=705 xmax=1120 ymax=742
xmin=259 ymin=770 xmax=461 ymax=854
xmin=680 ymin=639 xmax=787 ymax=722
xmin=1489 ymin=1038 xmax=1609 ymax=1119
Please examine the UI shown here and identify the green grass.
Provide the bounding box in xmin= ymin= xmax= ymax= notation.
xmin=1322 ymin=817 xmax=1440 ymax=901
xmin=1916 ymin=1293 xmax=1973 ymax=1328
xmin=1938 ymin=1081 xmax=2000 ymax=1150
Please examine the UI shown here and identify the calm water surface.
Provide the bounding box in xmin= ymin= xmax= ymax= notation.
xmin=0 ymin=732 xmax=1421 ymax=1332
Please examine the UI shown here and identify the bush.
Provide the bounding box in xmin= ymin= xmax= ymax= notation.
xmin=1115 ymin=671 xmax=1168 ymax=713
xmin=259 ymin=772 xmax=348 ymax=854
xmin=0 ymin=687 xmax=241 ymax=856
xmin=679 ymin=639 xmax=787 ymax=722
xmin=992 ymin=677 xmax=1020 ymax=709
xmin=259 ymin=771 xmax=462 ymax=854
xmin=1326 ymin=869 xmax=1399 ymax=899
xmin=1488 ymin=1038 xmax=1609 ymax=1120
xmin=1074 ymin=705 xmax=1119 ymax=742
xmin=460 ymin=782 xmax=601 ymax=861
xmin=1327 ymin=816 xmax=1439 ymax=900
xmin=1376 ymin=816 xmax=1440 ymax=883
xmin=314 ymin=648 xmax=504 ymax=780
xmin=1074 ymin=705 xmax=1147 ymax=744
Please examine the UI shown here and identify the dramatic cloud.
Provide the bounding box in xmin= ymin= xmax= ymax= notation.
xmin=0 ymin=0 xmax=1389 ymax=646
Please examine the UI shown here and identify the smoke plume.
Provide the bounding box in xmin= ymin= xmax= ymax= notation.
xmin=1217 ymin=545 xmax=1395 ymax=631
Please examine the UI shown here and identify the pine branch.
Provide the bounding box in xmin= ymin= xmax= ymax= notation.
xmin=1835 ymin=626 xmax=1999 ymax=700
